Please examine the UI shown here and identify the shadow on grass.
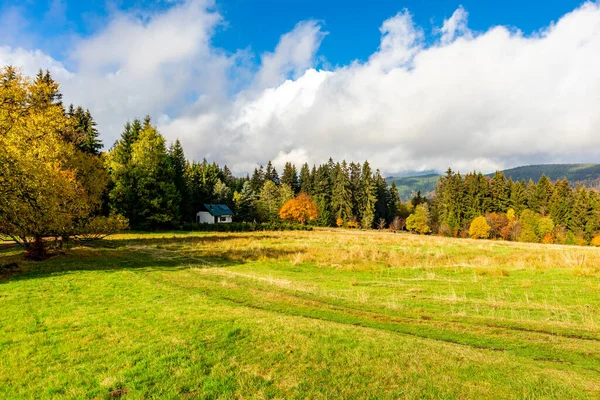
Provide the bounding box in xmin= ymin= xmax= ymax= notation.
xmin=0 ymin=233 xmax=303 ymax=284
xmin=98 ymin=233 xmax=283 ymax=249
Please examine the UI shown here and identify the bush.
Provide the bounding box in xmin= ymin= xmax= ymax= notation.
xmin=469 ymin=216 xmax=491 ymax=239
xmin=541 ymin=233 xmax=554 ymax=244
xmin=591 ymin=235 xmax=600 ymax=247
xmin=406 ymin=204 xmax=430 ymax=235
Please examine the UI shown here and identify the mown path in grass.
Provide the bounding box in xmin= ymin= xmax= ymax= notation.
xmin=1 ymin=230 xmax=599 ymax=399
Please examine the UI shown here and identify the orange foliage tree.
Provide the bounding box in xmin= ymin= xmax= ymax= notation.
xmin=279 ymin=193 xmax=318 ymax=224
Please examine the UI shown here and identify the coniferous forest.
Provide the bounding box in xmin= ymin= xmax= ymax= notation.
xmin=2 ymin=67 xmax=600 ymax=256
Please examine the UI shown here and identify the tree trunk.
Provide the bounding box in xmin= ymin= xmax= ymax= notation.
xmin=25 ymin=236 xmax=48 ymax=261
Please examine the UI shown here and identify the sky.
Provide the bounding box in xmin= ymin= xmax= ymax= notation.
xmin=1 ymin=0 xmax=599 ymax=175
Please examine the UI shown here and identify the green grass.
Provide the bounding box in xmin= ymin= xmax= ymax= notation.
xmin=1 ymin=230 xmax=600 ymax=399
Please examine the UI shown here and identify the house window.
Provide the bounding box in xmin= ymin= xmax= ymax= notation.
xmin=220 ymin=216 xmax=227 ymax=222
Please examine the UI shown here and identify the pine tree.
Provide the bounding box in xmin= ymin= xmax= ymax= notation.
xmin=374 ymin=170 xmax=389 ymax=222
xmin=222 ymin=165 xmax=234 ymax=187
xmin=387 ymin=181 xmax=402 ymax=220
xmin=530 ymin=175 xmax=553 ymax=215
xmin=68 ymin=105 xmax=103 ymax=155
xmin=168 ymin=139 xmax=188 ymax=221
xmin=331 ymin=162 xmax=352 ymax=222
xmin=265 ymin=161 xmax=279 ymax=184
xmin=250 ymin=166 xmax=265 ymax=192
xmin=509 ymin=180 xmax=527 ymax=215
xmin=233 ymin=181 xmax=258 ymax=222
xmin=490 ymin=172 xmax=510 ymax=213
xmin=299 ymin=163 xmax=312 ymax=194
xmin=349 ymin=162 xmax=362 ymax=220
xmin=549 ymin=179 xmax=572 ymax=227
xmin=312 ymin=164 xmax=333 ymax=226
xmin=108 ymin=119 xmax=178 ymax=228
xmin=358 ymin=161 xmax=377 ymax=229
xmin=281 ymin=162 xmax=299 ymax=193
xmin=570 ymin=185 xmax=594 ymax=240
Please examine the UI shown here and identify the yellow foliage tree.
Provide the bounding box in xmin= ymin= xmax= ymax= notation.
xmin=0 ymin=67 xmax=127 ymax=259
xmin=279 ymin=193 xmax=318 ymax=224
xmin=469 ymin=216 xmax=491 ymax=239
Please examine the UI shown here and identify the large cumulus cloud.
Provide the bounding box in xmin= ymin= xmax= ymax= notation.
xmin=2 ymin=0 xmax=600 ymax=174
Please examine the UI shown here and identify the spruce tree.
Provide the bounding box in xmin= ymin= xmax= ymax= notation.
xmin=490 ymin=172 xmax=510 ymax=213
xmin=281 ymin=162 xmax=299 ymax=193
xmin=509 ymin=180 xmax=527 ymax=215
xmin=570 ymin=185 xmax=594 ymax=239
xmin=331 ymin=162 xmax=352 ymax=222
xmin=265 ymin=161 xmax=279 ymax=184
xmin=358 ymin=161 xmax=377 ymax=229
xmin=349 ymin=162 xmax=362 ymax=220
xmin=168 ymin=139 xmax=188 ymax=221
xmin=530 ymin=175 xmax=553 ymax=215
xmin=299 ymin=163 xmax=312 ymax=194
xmin=548 ymin=179 xmax=572 ymax=227
xmin=312 ymin=164 xmax=333 ymax=226
xmin=373 ymin=170 xmax=389 ymax=222
xmin=250 ymin=166 xmax=265 ymax=192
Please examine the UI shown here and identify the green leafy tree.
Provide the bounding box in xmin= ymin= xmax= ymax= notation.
xmin=257 ymin=180 xmax=282 ymax=222
xmin=406 ymin=204 xmax=431 ymax=234
xmin=213 ymin=179 xmax=231 ymax=204
xmin=233 ymin=181 xmax=258 ymax=222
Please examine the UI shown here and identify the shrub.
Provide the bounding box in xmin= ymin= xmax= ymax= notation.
xmin=390 ymin=216 xmax=405 ymax=232
xmin=406 ymin=204 xmax=430 ymax=235
xmin=538 ymin=217 xmax=555 ymax=239
xmin=541 ymin=233 xmax=554 ymax=244
xmin=347 ymin=217 xmax=360 ymax=229
xmin=336 ymin=218 xmax=344 ymax=228
xmin=180 ymin=222 xmax=312 ymax=232
xmin=485 ymin=213 xmax=508 ymax=239
xmin=469 ymin=216 xmax=491 ymax=239
xmin=591 ymin=235 xmax=600 ymax=247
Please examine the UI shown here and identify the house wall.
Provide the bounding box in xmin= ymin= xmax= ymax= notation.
xmin=216 ymin=215 xmax=232 ymax=224
xmin=197 ymin=211 xmax=214 ymax=224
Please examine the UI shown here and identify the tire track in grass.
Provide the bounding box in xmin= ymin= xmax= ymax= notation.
xmin=152 ymin=270 xmax=600 ymax=375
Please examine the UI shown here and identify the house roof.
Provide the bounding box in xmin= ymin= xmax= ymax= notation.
xmin=202 ymin=203 xmax=233 ymax=216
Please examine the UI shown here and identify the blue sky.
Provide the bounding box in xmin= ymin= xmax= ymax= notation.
xmin=2 ymin=0 xmax=585 ymax=66
xmin=1 ymin=0 xmax=599 ymax=174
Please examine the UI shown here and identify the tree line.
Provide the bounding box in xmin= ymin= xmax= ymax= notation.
xmin=3 ymin=67 xmax=600 ymax=259
xmin=418 ymin=168 xmax=600 ymax=245
xmin=106 ymin=119 xmax=410 ymax=229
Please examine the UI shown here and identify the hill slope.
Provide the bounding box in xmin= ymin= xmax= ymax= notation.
xmin=387 ymin=163 xmax=600 ymax=200
xmin=497 ymin=164 xmax=600 ymax=184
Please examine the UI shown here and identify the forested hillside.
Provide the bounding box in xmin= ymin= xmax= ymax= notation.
xmin=387 ymin=164 xmax=600 ymax=200
xmin=498 ymin=164 xmax=600 ymax=187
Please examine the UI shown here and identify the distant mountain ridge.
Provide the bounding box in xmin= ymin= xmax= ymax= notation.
xmin=386 ymin=163 xmax=600 ymax=201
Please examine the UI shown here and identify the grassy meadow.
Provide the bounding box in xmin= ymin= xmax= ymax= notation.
xmin=1 ymin=229 xmax=600 ymax=399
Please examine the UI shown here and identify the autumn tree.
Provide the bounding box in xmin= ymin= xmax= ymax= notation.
xmin=469 ymin=216 xmax=491 ymax=239
xmin=279 ymin=193 xmax=318 ymax=224
xmin=406 ymin=204 xmax=431 ymax=234
xmin=0 ymin=67 xmax=126 ymax=258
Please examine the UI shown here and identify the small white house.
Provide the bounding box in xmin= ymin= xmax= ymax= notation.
xmin=196 ymin=204 xmax=233 ymax=224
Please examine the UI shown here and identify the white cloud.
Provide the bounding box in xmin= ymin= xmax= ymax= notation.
xmin=255 ymin=20 xmax=327 ymax=89
xmin=2 ymin=1 xmax=600 ymax=175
